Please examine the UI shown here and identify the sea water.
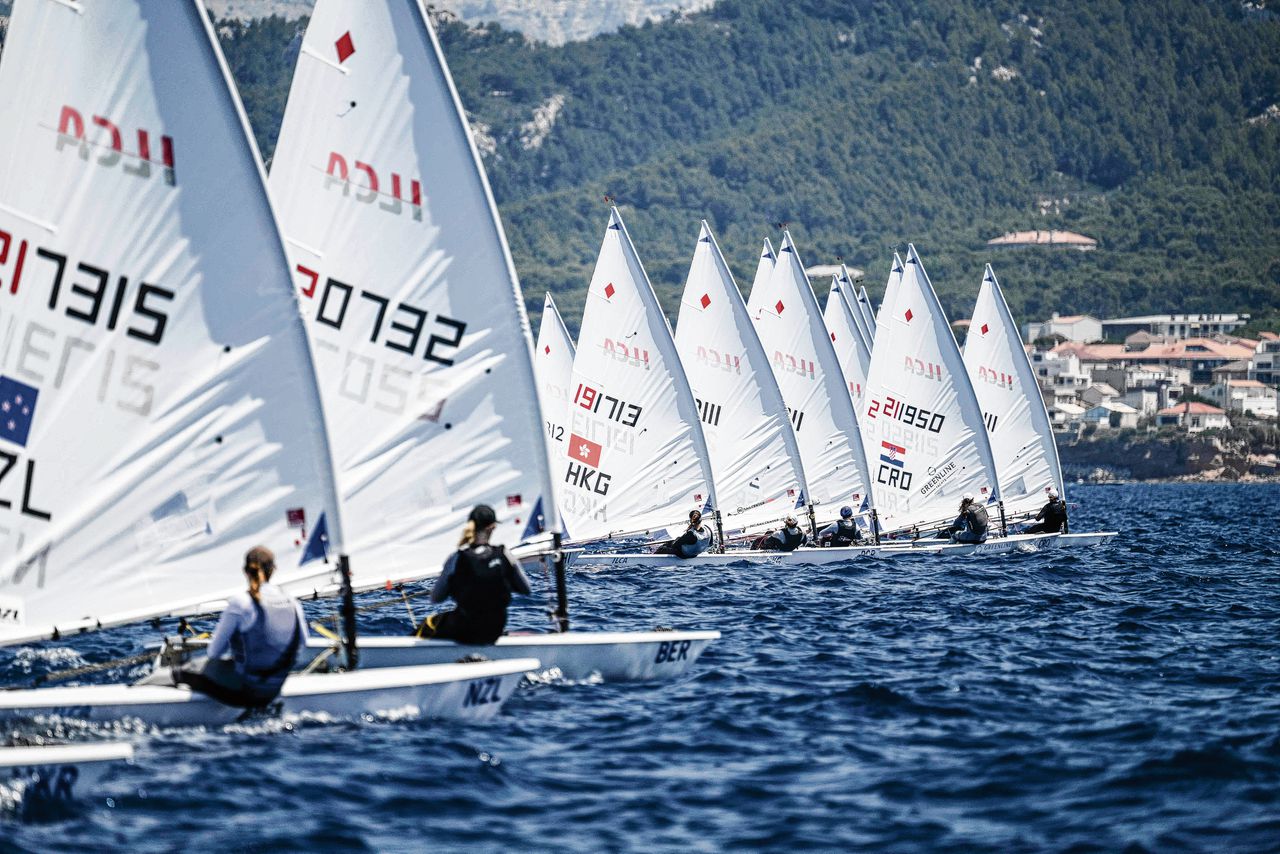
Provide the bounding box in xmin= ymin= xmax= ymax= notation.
xmin=2 ymin=483 xmax=1278 ymax=851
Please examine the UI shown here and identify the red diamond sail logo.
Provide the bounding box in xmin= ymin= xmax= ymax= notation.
xmin=831 ymin=332 xmax=837 ymax=341
xmin=544 ymin=345 xmax=551 ymax=355
xmin=904 ymin=308 xmax=913 ymax=322
xmin=981 ymin=323 xmax=989 ymax=335
xmin=700 ymin=293 xmax=711 ymax=309
xmin=604 ymin=283 xmax=615 ymax=299
xmin=335 ymin=31 xmax=356 ymax=64
xmin=775 ymin=300 xmax=785 ymax=314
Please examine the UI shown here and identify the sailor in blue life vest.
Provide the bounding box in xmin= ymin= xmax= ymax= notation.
xmin=415 ymin=504 xmax=532 ymax=644
xmin=818 ymin=505 xmax=863 ymax=547
xmin=752 ymin=516 xmax=808 ymax=552
xmin=654 ymin=509 xmax=714 ymax=558
xmin=1024 ymin=488 xmax=1069 ymax=534
xmin=174 ymin=546 xmax=306 ymax=708
xmin=946 ymin=493 xmax=990 ymax=544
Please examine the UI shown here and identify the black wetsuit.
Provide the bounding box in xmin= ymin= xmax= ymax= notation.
xmin=755 ymin=526 xmax=807 ymax=552
xmin=950 ymin=504 xmax=990 ymax=544
xmin=418 ymin=544 xmax=531 ymax=644
xmin=655 ymin=525 xmax=713 ymax=558
xmin=1025 ymin=498 xmax=1069 ymax=534
xmin=819 ymin=519 xmax=861 ymax=547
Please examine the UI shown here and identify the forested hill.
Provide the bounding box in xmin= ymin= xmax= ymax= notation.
xmin=4 ymin=1 xmax=1280 ymax=332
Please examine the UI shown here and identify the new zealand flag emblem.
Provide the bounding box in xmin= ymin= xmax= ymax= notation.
xmin=0 ymin=376 xmax=39 ymax=447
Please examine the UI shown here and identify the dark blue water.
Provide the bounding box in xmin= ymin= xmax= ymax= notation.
xmin=3 ymin=483 xmax=1279 ymax=852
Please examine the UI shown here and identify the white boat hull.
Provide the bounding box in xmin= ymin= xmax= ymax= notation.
xmin=578 ymin=529 xmax=1116 ymax=568
xmin=1 ymin=742 xmax=133 ymax=814
xmin=0 ymin=660 xmax=538 ymax=728
xmin=309 ymin=630 xmax=720 ymax=682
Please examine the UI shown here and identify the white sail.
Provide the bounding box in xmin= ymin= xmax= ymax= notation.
xmin=750 ymin=239 xmax=776 ymax=295
xmin=560 ymin=209 xmax=715 ymax=541
xmin=860 ymin=245 xmax=999 ymax=532
xmin=873 ymin=253 xmax=904 ymax=341
xmin=268 ymin=0 xmax=557 ymax=588
xmin=962 ymin=265 xmax=1063 ymax=515
xmin=0 ymin=0 xmax=343 ymax=643
xmin=673 ymin=222 xmax=807 ymax=534
xmin=839 ymin=264 xmax=874 ymax=354
xmin=823 ymin=276 xmax=871 ymax=410
xmin=746 ymin=232 xmax=872 ymax=522
xmin=535 ymin=291 xmax=576 ymax=497
xmin=855 ymin=284 xmax=877 ymax=347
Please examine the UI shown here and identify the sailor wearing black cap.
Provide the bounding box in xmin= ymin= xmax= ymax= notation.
xmin=415 ymin=504 xmax=532 ymax=644
xmin=818 ymin=505 xmax=862 ymax=547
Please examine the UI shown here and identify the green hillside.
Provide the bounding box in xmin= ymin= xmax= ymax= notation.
xmin=7 ymin=2 xmax=1280 ymax=334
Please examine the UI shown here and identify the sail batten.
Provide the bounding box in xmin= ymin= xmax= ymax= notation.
xmin=268 ymin=0 xmax=558 ymax=587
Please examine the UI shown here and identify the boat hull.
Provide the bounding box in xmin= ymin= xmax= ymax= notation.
xmin=0 ymin=660 xmax=538 ymax=728
xmin=578 ymin=530 xmax=1116 ymax=567
xmin=1 ymin=742 xmax=134 ymax=815
xmin=309 ymin=630 xmax=720 ymax=682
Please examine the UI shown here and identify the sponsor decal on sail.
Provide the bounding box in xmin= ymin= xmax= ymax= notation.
xmin=55 ymin=106 xmax=176 ymax=185
xmin=324 ymin=152 xmax=423 ymax=220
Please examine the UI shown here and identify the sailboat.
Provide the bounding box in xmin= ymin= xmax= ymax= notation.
xmin=864 ymin=247 xmax=1054 ymax=555
xmin=962 ymin=266 xmax=1115 ymax=549
xmin=670 ymin=222 xmax=808 ymax=539
xmin=854 ymin=284 xmax=877 ymax=347
xmin=823 ymin=274 xmax=872 ymax=411
xmin=2 ymin=742 xmax=134 ymax=817
xmin=535 ymin=292 xmax=577 ymax=481
xmin=556 ymin=208 xmax=718 ymax=543
xmin=872 ymin=254 xmax=904 ymax=341
xmin=746 ymin=232 xmax=875 ymax=535
xmin=266 ymin=1 xmax=716 ymax=679
xmin=0 ymin=0 xmax=535 ymax=726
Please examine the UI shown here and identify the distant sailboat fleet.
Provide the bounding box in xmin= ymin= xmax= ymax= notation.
xmin=540 ymin=220 xmax=1115 ymax=565
xmin=0 ymin=0 xmax=1108 ymax=810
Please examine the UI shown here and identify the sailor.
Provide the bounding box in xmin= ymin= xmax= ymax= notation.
xmin=174 ymin=546 xmax=306 ymax=708
xmin=655 ymin=509 xmax=714 ymax=559
xmin=752 ymin=516 xmax=808 ymax=552
xmin=415 ymin=504 xmax=532 ymax=645
xmin=818 ymin=506 xmax=862 ymax=547
xmin=1025 ymin=488 xmax=1069 ymax=534
xmin=946 ymin=493 xmax=990 ymax=544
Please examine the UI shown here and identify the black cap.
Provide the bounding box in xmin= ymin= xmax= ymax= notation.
xmin=469 ymin=504 xmax=497 ymax=527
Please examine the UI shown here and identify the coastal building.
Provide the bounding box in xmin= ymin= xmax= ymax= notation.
xmin=1023 ymin=313 xmax=1103 ymax=343
xmin=1121 ymin=388 xmax=1161 ymax=415
xmin=1080 ymin=382 xmax=1120 ymax=408
xmin=1053 ymin=338 xmax=1255 ymax=385
xmin=1101 ymin=313 xmax=1250 ymax=340
xmin=1155 ymin=401 xmax=1231 ymax=433
xmin=1083 ymin=400 xmax=1140 ymax=430
xmin=1030 ymin=348 xmax=1092 ymax=392
xmin=1204 ymin=379 xmax=1279 ymax=419
xmin=1050 ymin=400 xmax=1086 ymax=429
xmin=1250 ymin=339 xmax=1280 ymax=386
xmin=987 ymin=230 xmax=1097 ymax=251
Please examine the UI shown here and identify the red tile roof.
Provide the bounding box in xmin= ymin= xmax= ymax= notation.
xmin=1157 ymin=402 xmax=1227 ymax=416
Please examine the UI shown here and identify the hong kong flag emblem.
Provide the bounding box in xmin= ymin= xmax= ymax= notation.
xmin=568 ymin=433 xmax=602 ymax=468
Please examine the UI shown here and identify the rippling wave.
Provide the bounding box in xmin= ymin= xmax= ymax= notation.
xmin=3 ymin=484 xmax=1279 ymax=851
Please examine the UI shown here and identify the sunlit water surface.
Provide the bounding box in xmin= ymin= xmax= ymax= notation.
xmin=2 ymin=483 xmax=1278 ymax=852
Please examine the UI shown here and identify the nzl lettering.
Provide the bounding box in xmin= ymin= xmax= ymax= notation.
xmin=601 ymin=338 xmax=649 ymax=369
xmin=57 ymin=106 xmax=175 ymax=185
xmin=0 ymin=229 xmax=172 ymax=345
xmin=325 ymin=152 xmax=422 ymax=220
xmin=574 ymin=383 xmax=642 ymax=428
xmin=696 ymin=346 xmax=741 ymax=374
xmin=462 ymin=676 xmax=503 ymax=707
xmin=0 ymin=452 xmax=52 ymax=521
xmin=296 ymin=266 xmax=465 ymax=366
